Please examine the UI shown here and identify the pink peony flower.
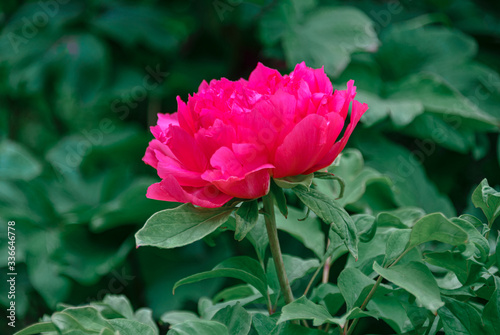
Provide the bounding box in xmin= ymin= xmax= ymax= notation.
xmin=143 ymin=62 xmax=368 ymax=208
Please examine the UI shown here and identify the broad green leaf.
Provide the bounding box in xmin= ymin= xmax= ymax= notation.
xmin=353 ymin=214 xmax=377 ymax=243
xmin=0 ymin=139 xmax=42 ymax=180
xmin=387 ymin=73 xmax=499 ymax=130
xmin=135 ymin=204 xmax=234 ymax=249
xmin=383 ymin=229 xmax=411 ymax=266
xmin=52 ymin=307 xmax=113 ymax=333
xmin=373 ymin=261 xmax=444 ymax=313
xmin=275 ymin=207 xmax=325 ymax=258
xmin=320 ymin=148 xmax=393 ymax=209
xmin=252 ymin=313 xmax=277 ymax=335
xmin=212 ymin=303 xmax=252 ymax=335
xmin=167 ymin=320 xmax=228 ymax=335
xmin=160 ymin=311 xmax=199 ymax=326
xmin=93 ymin=295 xmax=134 ymax=319
xmin=377 ymin=207 xmax=426 ymax=228
xmin=235 ymin=200 xmax=259 ymax=241
xmin=13 ymin=322 xmax=57 ymax=335
xmin=472 ymin=178 xmax=500 ymax=224
xmin=483 ymin=276 xmax=500 ymax=334
xmin=452 ymin=217 xmax=489 ymax=262
xmin=293 ymin=185 xmax=358 ymax=259
xmin=245 ymin=217 xmax=269 ymax=263
xmin=310 ymin=283 xmax=344 ymax=316
xmin=267 ymin=255 xmax=319 ymax=292
xmin=409 ymin=213 xmax=469 ymax=248
xmin=424 ymin=251 xmax=482 ymax=285
xmin=438 ymin=297 xmax=487 ymax=335
xmin=269 ymin=323 xmax=325 ymax=335
xmin=270 ymin=179 xmax=288 ymax=218
xmin=283 ymin=7 xmax=379 ymax=77
xmin=338 ymin=267 xmax=391 ymax=311
xmin=213 ymin=285 xmax=256 ymax=303
xmin=367 ymin=296 xmax=415 ymax=334
xmin=274 ymin=174 xmax=313 ymax=189
xmin=277 ymin=296 xmax=376 ymax=327
xmin=173 ymin=256 xmax=268 ymax=298
xmin=108 ymin=319 xmax=157 ymax=335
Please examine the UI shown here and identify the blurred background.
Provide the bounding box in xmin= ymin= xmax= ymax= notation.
xmin=0 ymin=0 xmax=499 ymax=333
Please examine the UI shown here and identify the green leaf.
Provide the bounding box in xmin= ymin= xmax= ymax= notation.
xmin=377 ymin=207 xmax=426 ymax=228
xmin=267 ymin=255 xmax=319 ymax=292
xmin=409 ymin=213 xmax=469 ymax=248
xmin=173 ymin=256 xmax=268 ymax=298
xmin=472 ymin=178 xmax=500 ymax=224
xmin=367 ymin=296 xmax=415 ymax=334
xmin=283 ymin=7 xmax=379 ymax=77
xmin=269 ymin=323 xmax=325 ymax=335
xmin=13 ymin=322 xmax=57 ymax=335
xmin=275 ymin=206 xmax=325 ymax=258
xmin=338 ymin=267 xmax=391 ymax=311
xmin=383 ymin=229 xmax=411 ymax=266
xmin=353 ymin=214 xmax=377 ymax=243
xmin=424 ymin=251 xmax=482 ymax=285
xmin=167 ymin=320 xmax=229 ymax=335
xmin=483 ymin=276 xmax=500 ymax=334
xmin=251 ymin=314 xmax=276 ymax=335
xmin=52 ymin=307 xmax=114 ymax=333
xmin=452 ymin=217 xmax=489 ymax=262
xmin=161 ymin=311 xmax=199 ymax=326
xmin=293 ymin=185 xmax=358 ymax=259
xmin=274 ymin=174 xmax=313 ymax=189
xmin=234 ymin=200 xmax=259 ymax=241
xmin=108 ymin=319 xmax=157 ymax=335
xmin=310 ymin=283 xmax=344 ymax=316
xmin=438 ymin=297 xmax=487 ymax=334
xmin=373 ymin=261 xmax=444 ymax=313
xmin=135 ymin=204 xmax=234 ymax=249
xmin=0 ymin=139 xmax=42 ymax=180
xmin=212 ymin=303 xmax=252 ymax=335
xmin=270 ymin=179 xmax=288 ymax=218
xmin=277 ymin=296 xmax=376 ymax=327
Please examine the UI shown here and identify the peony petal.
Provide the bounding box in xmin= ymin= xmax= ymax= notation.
xmin=157 ymin=112 xmax=179 ymax=129
xmin=210 ymin=168 xmax=272 ymax=199
xmin=273 ymin=114 xmax=328 ymax=178
xmin=166 ymin=125 xmax=208 ymax=172
xmin=248 ymin=62 xmax=283 ymax=93
xmin=146 ymin=175 xmax=232 ymax=208
xmin=306 ymin=100 xmax=368 ymax=173
xmin=143 ymin=139 xmax=173 ymax=169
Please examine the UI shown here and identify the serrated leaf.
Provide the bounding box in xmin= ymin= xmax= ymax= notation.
xmin=293 ymin=185 xmax=358 ymax=259
xmin=235 ymin=200 xmax=259 ymax=241
xmin=135 ymin=204 xmax=234 ymax=249
xmin=173 ymin=256 xmax=268 ymax=298
xmin=373 ymin=261 xmax=443 ymax=313
xmin=409 ymin=213 xmax=469 ymax=248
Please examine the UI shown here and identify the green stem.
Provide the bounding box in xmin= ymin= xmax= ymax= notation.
xmin=262 ymin=194 xmax=295 ymax=305
xmin=345 ymin=247 xmax=413 ymax=335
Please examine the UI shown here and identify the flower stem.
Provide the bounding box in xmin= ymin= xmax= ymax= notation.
xmin=262 ymin=194 xmax=294 ymax=305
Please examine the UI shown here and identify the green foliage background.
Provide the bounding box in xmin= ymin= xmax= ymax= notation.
xmin=0 ymin=0 xmax=499 ymax=334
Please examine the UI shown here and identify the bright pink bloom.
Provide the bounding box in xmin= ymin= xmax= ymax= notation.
xmin=143 ymin=62 xmax=368 ymax=207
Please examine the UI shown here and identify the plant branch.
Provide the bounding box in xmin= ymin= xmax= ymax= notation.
xmin=262 ymin=194 xmax=294 ymax=305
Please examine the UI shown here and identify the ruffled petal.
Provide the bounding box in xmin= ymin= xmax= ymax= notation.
xmin=146 ymin=175 xmax=232 ymax=208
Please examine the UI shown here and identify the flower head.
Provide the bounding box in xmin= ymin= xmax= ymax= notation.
xmin=143 ymin=62 xmax=368 ymax=207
